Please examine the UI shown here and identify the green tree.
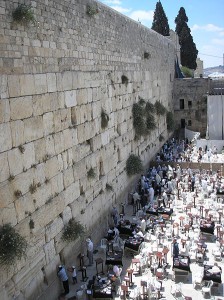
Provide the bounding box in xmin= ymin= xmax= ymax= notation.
xmin=175 ymin=7 xmax=198 ymax=70
xmin=151 ymin=1 xmax=170 ymax=36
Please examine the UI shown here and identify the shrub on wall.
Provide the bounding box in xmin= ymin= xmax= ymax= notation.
xmin=126 ymin=154 xmax=143 ymax=176
xmin=101 ymin=110 xmax=109 ymax=129
xmin=166 ymin=111 xmax=175 ymax=131
xmin=87 ymin=167 xmax=96 ymax=179
xmin=12 ymin=4 xmax=35 ymax=25
xmin=181 ymin=66 xmax=193 ymax=78
xmin=154 ymin=101 xmax=166 ymax=115
xmin=86 ymin=4 xmax=99 ymax=16
xmin=133 ymin=99 xmax=157 ymax=138
xmin=0 ymin=224 xmax=28 ymax=266
xmin=62 ymin=219 xmax=85 ymax=242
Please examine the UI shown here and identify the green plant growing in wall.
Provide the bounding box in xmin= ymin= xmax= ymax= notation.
xmin=62 ymin=219 xmax=85 ymax=242
xmin=132 ymin=102 xmax=147 ymax=137
xmin=181 ymin=66 xmax=193 ymax=78
xmin=121 ymin=75 xmax=129 ymax=86
xmin=126 ymin=154 xmax=143 ymax=176
xmin=146 ymin=114 xmax=156 ymax=131
xmin=29 ymin=219 xmax=35 ymax=230
xmin=14 ymin=190 xmax=22 ymax=199
xmin=159 ymin=134 xmax=164 ymax=142
xmin=154 ymin=101 xmax=166 ymax=115
xmin=106 ymin=183 xmax=113 ymax=191
xmin=0 ymin=223 xmax=28 ymax=266
xmin=87 ymin=167 xmax=96 ymax=179
xmin=166 ymin=111 xmax=175 ymax=131
xmin=86 ymin=4 xmax=99 ymax=16
xmin=12 ymin=4 xmax=35 ymax=26
xmin=101 ymin=110 xmax=109 ymax=129
xmin=29 ymin=182 xmax=37 ymax=194
xmin=18 ymin=144 xmax=25 ymax=154
xmin=144 ymin=52 xmax=151 ymax=59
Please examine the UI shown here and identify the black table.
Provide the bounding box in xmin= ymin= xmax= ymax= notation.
xmin=124 ymin=237 xmax=144 ymax=252
xmin=200 ymin=223 xmax=215 ymax=235
xmin=117 ymin=222 xmax=136 ymax=236
xmin=173 ymin=255 xmax=191 ymax=272
xmin=105 ymin=251 xmax=123 ymax=266
xmin=92 ymin=282 xmax=113 ymax=299
xmin=203 ymin=265 xmax=222 ymax=283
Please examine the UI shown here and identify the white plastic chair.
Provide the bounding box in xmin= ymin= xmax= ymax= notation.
xmin=202 ymin=280 xmax=213 ymax=298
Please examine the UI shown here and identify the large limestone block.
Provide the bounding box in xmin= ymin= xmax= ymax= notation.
xmin=53 ymin=131 xmax=65 ymax=155
xmin=47 ymin=73 xmax=57 ymax=93
xmin=12 ymin=251 xmax=46 ymax=291
xmin=10 ymin=96 xmax=33 ymax=120
xmin=90 ymin=135 xmax=102 ymax=152
xmin=44 ymin=255 xmax=61 ymax=286
xmin=43 ymin=112 xmax=54 ymax=136
xmin=10 ymin=120 xmax=25 ymax=147
xmin=61 ymin=206 xmax=72 ymax=225
xmin=61 ymin=71 xmax=73 ymax=91
xmin=76 ymin=88 xmax=88 ymax=106
xmin=0 ymin=181 xmax=15 ymax=209
xmin=45 ymin=217 xmax=64 ymax=243
xmin=32 ymin=94 xmax=44 ymax=116
xmin=101 ymin=131 xmax=110 ymax=146
xmin=0 ymin=203 xmax=17 ymax=225
xmin=8 ymin=148 xmax=23 ymax=176
xmin=67 ymin=148 xmax=74 ymax=167
xmin=77 ymin=120 xmax=98 ymax=144
xmin=63 ymin=181 xmax=80 ymax=206
xmin=23 ymin=270 xmax=44 ymax=300
xmin=0 ymin=75 xmax=8 ymax=99
xmin=44 ymin=156 xmax=61 ymax=179
xmin=0 ymin=152 xmax=9 ymax=183
xmin=0 ymin=264 xmax=16 ymax=292
xmin=34 ymin=138 xmax=47 ymax=163
xmin=72 ymin=103 xmax=92 ymax=125
xmin=23 ymin=142 xmax=35 ymax=170
xmin=54 ymin=231 xmax=66 ymax=254
xmin=24 ymin=116 xmax=44 ymax=143
xmin=8 ymin=75 xmax=21 ymax=97
xmin=34 ymin=74 xmax=47 ymax=94
xmin=12 ymin=168 xmax=34 ymax=195
xmin=43 ymin=240 xmax=56 ymax=265
xmin=20 ymin=74 xmax=35 ymax=96
xmin=50 ymin=173 xmax=64 ymax=195
xmin=45 ymin=135 xmax=56 ymax=157
xmin=117 ymin=121 xmax=128 ymax=136
xmin=0 ymin=123 xmax=12 ymax=153
xmin=63 ymin=128 xmax=73 ymax=151
xmin=63 ymin=167 xmax=75 ymax=189
xmin=33 ymin=184 xmax=52 ymax=210
xmin=61 ymin=151 xmax=68 ymax=170
xmin=0 ymin=99 xmax=10 ymax=123
xmin=72 ymin=143 xmax=91 ymax=163
xmin=65 ymin=90 xmax=77 ymax=108
xmin=73 ymin=159 xmax=86 ymax=181
xmin=91 ymin=101 xmax=101 ymax=119
xmin=14 ymin=194 xmax=35 ymax=222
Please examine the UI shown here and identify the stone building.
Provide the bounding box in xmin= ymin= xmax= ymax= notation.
xmin=173 ymin=78 xmax=210 ymax=139
xmin=0 ymin=0 xmax=177 ymax=299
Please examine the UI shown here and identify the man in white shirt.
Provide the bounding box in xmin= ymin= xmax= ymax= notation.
xmin=86 ymin=238 xmax=93 ymax=266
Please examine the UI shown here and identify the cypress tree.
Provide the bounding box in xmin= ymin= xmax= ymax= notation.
xmin=151 ymin=1 xmax=170 ymax=36
xmin=175 ymin=7 xmax=198 ymax=70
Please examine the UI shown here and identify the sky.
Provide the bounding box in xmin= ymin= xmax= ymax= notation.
xmin=99 ymin=0 xmax=224 ymax=69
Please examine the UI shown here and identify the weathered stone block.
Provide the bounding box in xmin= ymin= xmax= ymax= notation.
xmin=0 ymin=123 xmax=12 ymax=153
xmin=10 ymin=96 xmax=33 ymax=120
xmin=10 ymin=120 xmax=25 ymax=148
xmin=63 ymin=181 xmax=80 ymax=206
xmin=14 ymin=194 xmax=35 ymax=222
xmin=24 ymin=116 xmax=44 ymax=143
xmin=23 ymin=142 xmax=35 ymax=170
xmin=64 ymin=90 xmax=76 ymax=108
xmin=61 ymin=206 xmax=72 ymax=225
xmin=46 ymin=73 xmax=57 ymax=92
xmin=45 ymin=135 xmax=55 ymax=157
xmin=0 ymin=203 xmax=17 ymax=225
xmin=44 ymin=156 xmax=61 ymax=180
xmin=0 ymin=99 xmax=10 ymax=123
xmin=45 ymin=217 xmax=64 ymax=243
xmin=20 ymin=74 xmax=35 ymax=96
xmin=43 ymin=240 xmax=56 ymax=265
xmin=76 ymin=88 xmax=88 ymax=106
xmin=8 ymin=75 xmax=21 ymax=97
xmin=63 ymin=168 xmax=74 ymax=189
xmin=0 ymin=75 xmax=8 ymax=100
xmin=43 ymin=112 xmax=54 ymax=136
xmin=34 ymin=74 xmax=47 ymax=94
xmin=0 ymin=152 xmax=9 ymax=183
xmin=8 ymin=148 xmax=23 ymax=176
xmin=53 ymin=131 xmax=65 ymax=155
xmin=50 ymin=172 xmax=64 ymax=195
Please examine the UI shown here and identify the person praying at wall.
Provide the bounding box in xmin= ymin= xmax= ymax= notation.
xmin=86 ymin=238 xmax=93 ymax=266
xmin=57 ymin=265 xmax=69 ymax=295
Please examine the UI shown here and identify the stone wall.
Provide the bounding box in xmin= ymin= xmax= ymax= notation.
xmin=0 ymin=0 xmax=176 ymax=299
xmin=173 ymin=78 xmax=210 ymax=137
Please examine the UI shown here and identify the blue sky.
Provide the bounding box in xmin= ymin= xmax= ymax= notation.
xmin=99 ymin=0 xmax=224 ymax=68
